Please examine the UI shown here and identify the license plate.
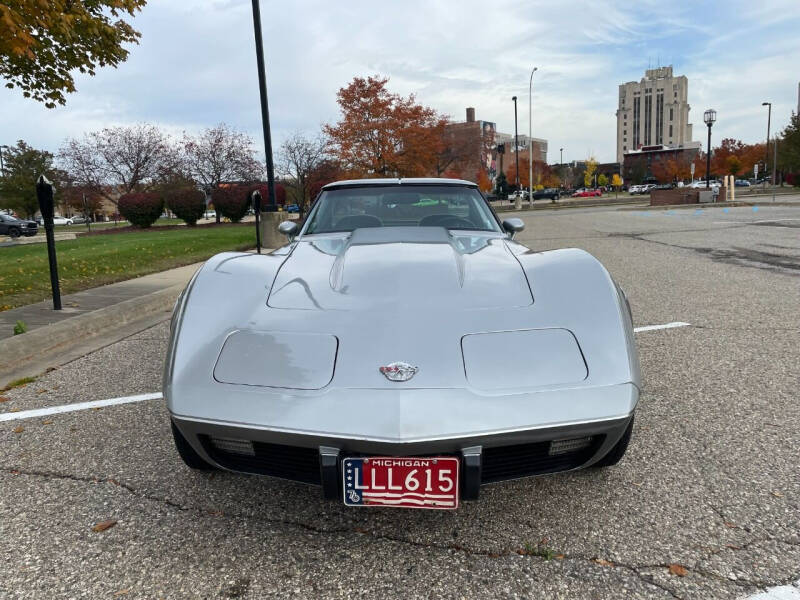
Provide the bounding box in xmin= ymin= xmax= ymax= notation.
xmin=342 ymin=456 xmax=459 ymax=510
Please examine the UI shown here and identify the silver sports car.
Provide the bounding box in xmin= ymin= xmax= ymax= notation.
xmin=164 ymin=178 xmax=640 ymax=509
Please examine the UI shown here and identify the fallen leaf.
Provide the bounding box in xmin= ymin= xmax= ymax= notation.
xmin=42 ymin=420 xmax=53 ymax=425
xmin=91 ymin=519 xmax=117 ymax=532
xmin=771 ymin=491 xmax=784 ymax=498
xmin=12 ymin=426 xmax=24 ymax=434
xmin=92 ymin=407 xmax=102 ymax=411
xmin=114 ymin=590 xmax=129 ymax=597
xmin=555 ymin=554 xmax=565 ymax=560
xmin=724 ymin=522 xmax=737 ymax=528
xmin=0 ymin=396 xmax=9 ymax=402
xmin=594 ymin=558 xmax=615 ymax=567
xmin=9 ymin=407 xmax=21 ymax=412
xmin=668 ymin=564 xmax=688 ymax=577
xmin=726 ymin=544 xmax=741 ymax=550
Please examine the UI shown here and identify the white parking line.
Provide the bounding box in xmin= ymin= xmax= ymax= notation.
xmin=744 ymin=582 xmax=800 ymax=599
xmin=1 ymin=322 xmax=691 ymax=422
xmin=633 ymin=321 xmax=690 ymax=333
xmin=0 ymin=392 xmax=162 ymax=422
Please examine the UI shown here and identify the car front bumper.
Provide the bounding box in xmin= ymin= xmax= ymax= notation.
xmin=168 ymin=382 xmax=638 ymax=500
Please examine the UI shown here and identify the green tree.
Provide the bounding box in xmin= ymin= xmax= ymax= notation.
xmin=494 ymin=171 xmax=509 ymax=199
xmin=777 ymin=113 xmax=800 ymax=176
xmin=0 ymin=140 xmax=56 ymax=217
xmin=583 ymin=157 xmax=598 ymax=188
xmin=597 ymin=173 xmax=608 ymax=187
xmin=0 ymin=1 xmax=147 ymax=108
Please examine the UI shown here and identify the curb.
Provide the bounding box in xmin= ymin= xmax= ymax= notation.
xmin=620 ymin=200 xmax=799 ymax=211
xmin=494 ymin=197 xmax=646 ymax=212
xmin=0 ymin=283 xmax=183 ymax=383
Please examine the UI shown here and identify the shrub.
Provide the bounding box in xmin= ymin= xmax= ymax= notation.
xmin=13 ymin=320 xmax=27 ymax=336
xmin=211 ymin=186 xmax=249 ymax=222
xmin=166 ymin=188 xmax=205 ymax=226
xmin=249 ymin=183 xmax=286 ymax=208
xmin=118 ymin=192 xmax=164 ymax=228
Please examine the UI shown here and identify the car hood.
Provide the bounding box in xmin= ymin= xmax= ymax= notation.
xmin=267 ymin=227 xmax=533 ymax=311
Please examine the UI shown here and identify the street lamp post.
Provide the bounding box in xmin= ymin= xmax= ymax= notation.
xmin=703 ymin=109 xmax=716 ymax=189
xmin=512 ymin=96 xmax=519 ymax=190
xmin=762 ymin=102 xmax=771 ymax=187
xmin=250 ymin=0 xmax=277 ymax=212
xmin=528 ymin=67 xmax=537 ymax=205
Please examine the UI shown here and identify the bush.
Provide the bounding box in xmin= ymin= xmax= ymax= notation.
xmin=118 ymin=192 xmax=164 ymax=228
xmin=166 ymin=188 xmax=205 ymax=226
xmin=249 ymin=183 xmax=286 ymax=208
xmin=211 ymin=186 xmax=249 ymax=222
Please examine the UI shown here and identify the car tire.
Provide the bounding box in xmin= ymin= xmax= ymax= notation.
xmin=8 ymin=227 xmax=21 ymax=239
xmin=171 ymin=421 xmax=216 ymax=470
xmin=592 ymin=415 xmax=634 ymax=468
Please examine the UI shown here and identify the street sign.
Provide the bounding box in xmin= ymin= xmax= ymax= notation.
xmin=754 ymin=163 xmax=759 ymax=179
xmin=690 ymin=163 xmax=695 ymax=177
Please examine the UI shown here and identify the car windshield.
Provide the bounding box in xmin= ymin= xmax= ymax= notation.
xmin=303 ymin=185 xmax=501 ymax=234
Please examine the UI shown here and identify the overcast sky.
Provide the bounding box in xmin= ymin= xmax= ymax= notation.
xmin=2 ymin=0 xmax=799 ymax=164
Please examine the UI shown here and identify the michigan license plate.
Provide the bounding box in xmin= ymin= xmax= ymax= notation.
xmin=342 ymin=456 xmax=459 ymax=510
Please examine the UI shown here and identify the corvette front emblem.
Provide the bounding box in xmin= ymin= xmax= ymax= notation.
xmin=379 ymin=362 xmax=419 ymax=382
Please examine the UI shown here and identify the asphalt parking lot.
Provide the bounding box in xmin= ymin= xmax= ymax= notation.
xmin=2 ymin=202 xmax=799 ymax=599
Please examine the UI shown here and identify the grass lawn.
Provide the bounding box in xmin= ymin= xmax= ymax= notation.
xmin=0 ymin=224 xmax=256 ymax=310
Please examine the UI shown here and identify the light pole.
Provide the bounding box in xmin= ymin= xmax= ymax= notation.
xmin=703 ymin=109 xmax=716 ymax=189
xmin=762 ymin=102 xmax=771 ymax=186
xmin=528 ymin=67 xmax=537 ymax=205
xmin=512 ymin=96 xmax=519 ymax=191
xmin=250 ymin=0 xmax=277 ymax=212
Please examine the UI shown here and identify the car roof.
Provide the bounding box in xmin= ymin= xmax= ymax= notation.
xmin=321 ymin=178 xmax=478 ymax=191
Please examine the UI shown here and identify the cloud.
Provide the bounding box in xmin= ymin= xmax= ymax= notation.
xmin=1 ymin=0 xmax=798 ymax=164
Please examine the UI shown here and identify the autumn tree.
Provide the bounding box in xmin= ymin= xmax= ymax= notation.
xmin=583 ymin=157 xmax=598 ymax=188
xmin=434 ymin=124 xmax=478 ymax=177
xmin=181 ymin=124 xmax=262 ymax=222
xmin=324 ymin=75 xmax=447 ymax=178
xmin=59 ymin=124 xmax=179 ymax=208
xmin=597 ymin=174 xmax=608 ymax=187
xmin=278 ymin=132 xmax=327 ymax=213
xmin=0 ymin=140 xmax=57 ymax=217
xmin=0 ymin=1 xmax=146 ymax=108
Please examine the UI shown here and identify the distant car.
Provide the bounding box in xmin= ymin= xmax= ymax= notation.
xmin=734 ymin=179 xmax=751 ymax=187
xmin=689 ymin=180 xmax=720 ymax=189
xmin=571 ymin=189 xmax=602 ymax=198
xmin=51 ymin=215 xmax=74 ymax=226
xmin=532 ymin=188 xmax=561 ymax=202
xmin=653 ymin=183 xmax=676 ymax=190
xmin=285 ymin=204 xmax=300 ymax=213
xmin=70 ymin=215 xmax=89 ymax=224
xmin=204 ymin=210 xmax=217 ymax=219
xmin=0 ymin=213 xmax=38 ymax=238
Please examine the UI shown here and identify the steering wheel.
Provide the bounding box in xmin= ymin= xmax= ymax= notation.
xmin=437 ymin=216 xmax=476 ymax=230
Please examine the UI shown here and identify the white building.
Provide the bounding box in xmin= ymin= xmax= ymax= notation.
xmin=615 ymin=66 xmax=699 ymax=163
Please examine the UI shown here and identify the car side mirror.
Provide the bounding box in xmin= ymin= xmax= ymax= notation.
xmin=502 ymin=218 xmax=524 ymax=238
xmin=278 ymin=220 xmax=298 ymax=240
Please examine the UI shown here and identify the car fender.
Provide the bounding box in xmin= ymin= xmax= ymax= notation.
xmin=513 ymin=247 xmax=640 ymax=390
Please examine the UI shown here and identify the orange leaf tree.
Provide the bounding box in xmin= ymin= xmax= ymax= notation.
xmin=324 ymin=75 xmax=447 ymax=178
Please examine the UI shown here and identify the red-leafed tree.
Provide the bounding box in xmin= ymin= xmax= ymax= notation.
xmin=324 ymin=75 xmax=447 ymax=178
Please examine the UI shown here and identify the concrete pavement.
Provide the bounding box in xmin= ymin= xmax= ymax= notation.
xmin=1 ymin=202 xmax=799 ymax=598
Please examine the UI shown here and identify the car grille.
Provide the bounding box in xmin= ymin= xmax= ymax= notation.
xmin=200 ymin=436 xmax=321 ymax=484
xmin=481 ymin=437 xmax=603 ymax=484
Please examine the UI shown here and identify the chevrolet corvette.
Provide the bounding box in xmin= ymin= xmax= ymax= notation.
xmin=164 ymin=178 xmax=640 ymax=509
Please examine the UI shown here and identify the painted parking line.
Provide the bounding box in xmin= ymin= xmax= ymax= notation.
xmin=1 ymin=323 xmax=691 ymax=423
xmin=0 ymin=392 xmax=162 ymax=423
xmin=744 ymin=581 xmax=800 ymax=599
xmin=633 ymin=321 xmax=690 ymax=333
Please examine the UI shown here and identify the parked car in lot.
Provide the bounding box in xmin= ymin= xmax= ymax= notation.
xmin=734 ymin=179 xmax=751 ymax=187
xmin=50 ymin=215 xmax=74 ymax=226
xmin=285 ymin=204 xmax=300 ymax=213
xmin=571 ymin=188 xmax=602 ymax=197
xmin=204 ymin=210 xmax=217 ymax=219
xmin=532 ymin=188 xmax=561 ymax=202
xmin=689 ymin=180 xmax=720 ymax=189
xmin=165 ymin=178 xmax=640 ymax=509
xmin=0 ymin=213 xmax=38 ymax=238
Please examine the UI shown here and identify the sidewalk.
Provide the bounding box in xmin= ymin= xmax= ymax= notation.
xmin=0 ymin=261 xmax=202 ymax=342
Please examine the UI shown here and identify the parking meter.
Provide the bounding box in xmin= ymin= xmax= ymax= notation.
xmin=36 ymin=175 xmax=62 ymax=310
xmin=252 ymin=190 xmax=262 ymax=254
